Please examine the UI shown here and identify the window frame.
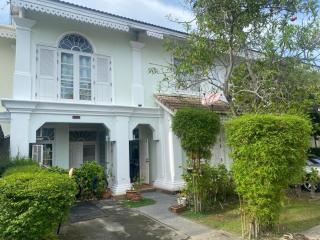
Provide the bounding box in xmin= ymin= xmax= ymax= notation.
xmin=58 ymin=49 xmax=94 ymax=102
xmin=35 ymin=127 xmax=55 ymax=167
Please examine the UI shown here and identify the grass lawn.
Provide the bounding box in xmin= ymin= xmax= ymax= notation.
xmin=121 ymin=198 xmax=156 ymax=208
xmin=180 ymin=193 xmax=320 ymax=236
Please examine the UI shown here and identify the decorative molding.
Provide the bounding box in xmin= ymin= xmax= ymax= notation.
xmin=146 ymin=31 xmax=163 ymax=39
xmin=13 ymin=17 xmax=36 ymax=30
xmin=0 ymin=112 xmax=10 ymax=122
xmin=11 ymin=0 xmax=130 ymax=32
xmin=0 ymin=26 xmax=16 ymax=39
xmin=130 ymin=41 xmax=145 ymax=50
xmin=1 ymin=99 xmax=162 ymax=117
xmin=11 ymin=0 xmax=187 ymax=39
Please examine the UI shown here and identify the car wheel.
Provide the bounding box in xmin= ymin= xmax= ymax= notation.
xmin=303 ymin=182 xmax=312 ymax=192
xmin=302 ymin=176 xmax=312 ymax=192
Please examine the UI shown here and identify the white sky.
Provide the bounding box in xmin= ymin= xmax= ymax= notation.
xmin=0 ymin=0 xmax=193 ymax=31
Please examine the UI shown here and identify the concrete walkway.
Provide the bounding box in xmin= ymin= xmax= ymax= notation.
xmin=59 ymin=199 xmax=188 ymax=240
xmin=302 ymin=225 xmax=320 ymax=240
xmin=137 ymin=191 xmax=240 ymax=240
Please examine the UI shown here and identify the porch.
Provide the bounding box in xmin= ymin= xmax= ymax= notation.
xmin=2 ymin=99 xmax=185 ymax=195
xmin=32 ymin=122 xmax=158 ymax=193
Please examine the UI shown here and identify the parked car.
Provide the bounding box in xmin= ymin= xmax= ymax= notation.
xmin=303 ymin=155 xmax=320 ymax=191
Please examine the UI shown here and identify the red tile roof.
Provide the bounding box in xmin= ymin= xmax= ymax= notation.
xmin=154 ymin=94 xmax=229 ymax=113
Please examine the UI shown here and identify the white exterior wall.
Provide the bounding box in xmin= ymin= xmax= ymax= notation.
xmin=0 ymin=37 xmax=15 ymax=136
xmin=25 ymin=12 xmax=168 ymax=107
xmin=1 ymin=3 xmax=232 ymax=195
xmin=153 ymin=111 xmax=185 ymax=191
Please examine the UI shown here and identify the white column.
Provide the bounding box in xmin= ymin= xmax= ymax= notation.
xmin=111 ymin=116 xmax=131 ymax=195
xmin=12 ymin=17 xmax=36 ymax=100
xmin=55 ymin=125 xmax=70 ymax=169
xmin=130 ymin=41 xmax=145 ymax=107
xmin=10 ymin=112 xmax=30 ymax=157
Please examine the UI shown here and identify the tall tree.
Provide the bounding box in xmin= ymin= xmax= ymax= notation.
xmin=152 ymin=0 xmax=320 ymax=114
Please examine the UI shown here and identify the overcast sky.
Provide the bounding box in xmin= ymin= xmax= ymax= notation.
xmin=0 ymin=0 xmax=193 ymax=31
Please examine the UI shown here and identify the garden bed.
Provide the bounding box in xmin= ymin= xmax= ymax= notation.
xmin=180 ymin=193 xmax=320 ymax=236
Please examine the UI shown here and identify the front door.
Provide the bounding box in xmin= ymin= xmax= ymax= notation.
xmin=140 ymin=138 xmax=150 ymax=184
xmin=69 ymin=142 xmax=83 ymax=168
xmin=129 ymin=140 xmax=139 ymax=182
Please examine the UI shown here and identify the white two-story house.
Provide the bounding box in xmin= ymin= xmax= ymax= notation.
xmin=0 ymin=0 xmax=230 ymax=195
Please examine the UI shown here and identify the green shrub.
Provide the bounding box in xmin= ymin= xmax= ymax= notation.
xmin=172 ymin=108 xmax=220 ymax=212
xmin=74 ymin=161 xmax=106 ymax=200
xmin=0 ymin=169 xmax=77 ymax=240
xmin=182 ymin=163 xmax=235 ymax=211
xmin=172 ymin=108 xmax=220 ymax=160
xmin=226 ymin=114 xmax=311 ymax=238
xmin=3 ymin=158 xmax=40 ymax=176
xmin=48 ymin=166 xmax=68 ymax=174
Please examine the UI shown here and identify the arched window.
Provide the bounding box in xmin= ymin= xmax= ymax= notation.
xmin=58 ymin=33 xmax=93 ymax=101
xmin=58 ymin=34 xmax=93 ymax=53
xmin=36 ymin=33 xmax=112 ymax=103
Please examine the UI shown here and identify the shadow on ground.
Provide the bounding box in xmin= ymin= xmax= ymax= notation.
xmin=59 ymin=199 xmax=189 ymax=240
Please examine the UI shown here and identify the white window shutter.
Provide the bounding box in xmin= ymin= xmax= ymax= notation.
xmin=36 ymin=46 xmax=57 ymax=100
xmin=32 ymin=144 xmax=43 ymax=165
xmin=95 ymin=55 xmax=112 ymax=103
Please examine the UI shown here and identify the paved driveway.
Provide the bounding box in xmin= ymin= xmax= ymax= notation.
xmin=59 ymin=199 xmax=188 ymax=240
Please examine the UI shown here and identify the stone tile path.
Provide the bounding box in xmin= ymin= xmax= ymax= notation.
xmin=137 ymin=191 xmax=240 ymax=240
xmin=59 ymin=199 xmax=188 ymax=240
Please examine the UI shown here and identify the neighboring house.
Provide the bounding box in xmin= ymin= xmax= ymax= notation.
xmin=0 ymin=0 xmax=230 ymax=195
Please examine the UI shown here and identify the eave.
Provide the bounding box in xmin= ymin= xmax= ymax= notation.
xmin=0 ymin=25 xmax=16 ymax=39
xmin=11 ymin=0 xmax=188 ymax=39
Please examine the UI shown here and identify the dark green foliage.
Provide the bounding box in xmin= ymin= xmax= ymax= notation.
xmin=2 ymin=158 xmax=40 ymax=176
xmin=226 ymin=114 xmax=311 ymax=237
xmin=48 ymin=166 xmax=68 ymax=174
xmin=231 ymin=59 xmax=320 ymax=114
xmin=310 ymin=148 xmax=320 ymax=157
xmin=0 ymin=133 xmax=9 ymax=175
xmin=172 ymin=108 xmax=221 ymax=212
xmin=152 ymin=0 xmax=320 ymax=116
xmin=0 ymin=163 xmax=77 ymax=240
xmin=74 ymin=161 xmax=106 ymax=200
xmin=183 ymin=164 xmax=235 ymax=211
xmin=172 ymin=108 xmax=220 ymax=160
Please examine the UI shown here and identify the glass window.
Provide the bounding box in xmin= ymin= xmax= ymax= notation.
xmin=79 ymin=56 xmax=92 ymax=100
xmin=58 ymin=34 xmax=94 ymax=101
xmin=36 ymin=128 xmax=55 ymax=141
xmin=61 ymin=52 xmax=74 ymax=99
xmin=83 ymin=144 xmax=96 ymax=162
xmin=58 ymin=34 xmax=93 ymax=53
xmin=43 ymin=144 xmax=53 ymax=167
xmin=69 ymin=131 xmax=97 ymax=142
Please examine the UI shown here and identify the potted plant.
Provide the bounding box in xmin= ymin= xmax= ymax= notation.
xmin=103 ymin=188 xmax=112 ymax=199
xmin=177 ymin=191 xmax=187 ymax=206
xmin=126 ymin=177 xmax=142 ymax=201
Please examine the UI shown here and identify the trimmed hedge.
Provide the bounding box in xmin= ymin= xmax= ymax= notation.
xmin=172 ymin=107 xmax=220 ymax=160
xmin=0 ymin=163 xmax=77 ymax=240
xmin=2 ymin=158 xmax=40 ymax=177
xmin=226 ymin=114 xmax=311 ymax=235
xmin=74 ymin=161 xmax=106 ymax=200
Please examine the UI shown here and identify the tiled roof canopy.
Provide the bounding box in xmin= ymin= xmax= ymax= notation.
xmin=154 ymin=94 xmax=229 ymax=113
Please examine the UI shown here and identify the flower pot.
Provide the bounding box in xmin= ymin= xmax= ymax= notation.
xmin=169 ymin=204 xmax=186 ymax=213
xmin=126 ymin=190 xmax=141 ymax=200
xmin=103 ymin=189 xmax=112 ymax=199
